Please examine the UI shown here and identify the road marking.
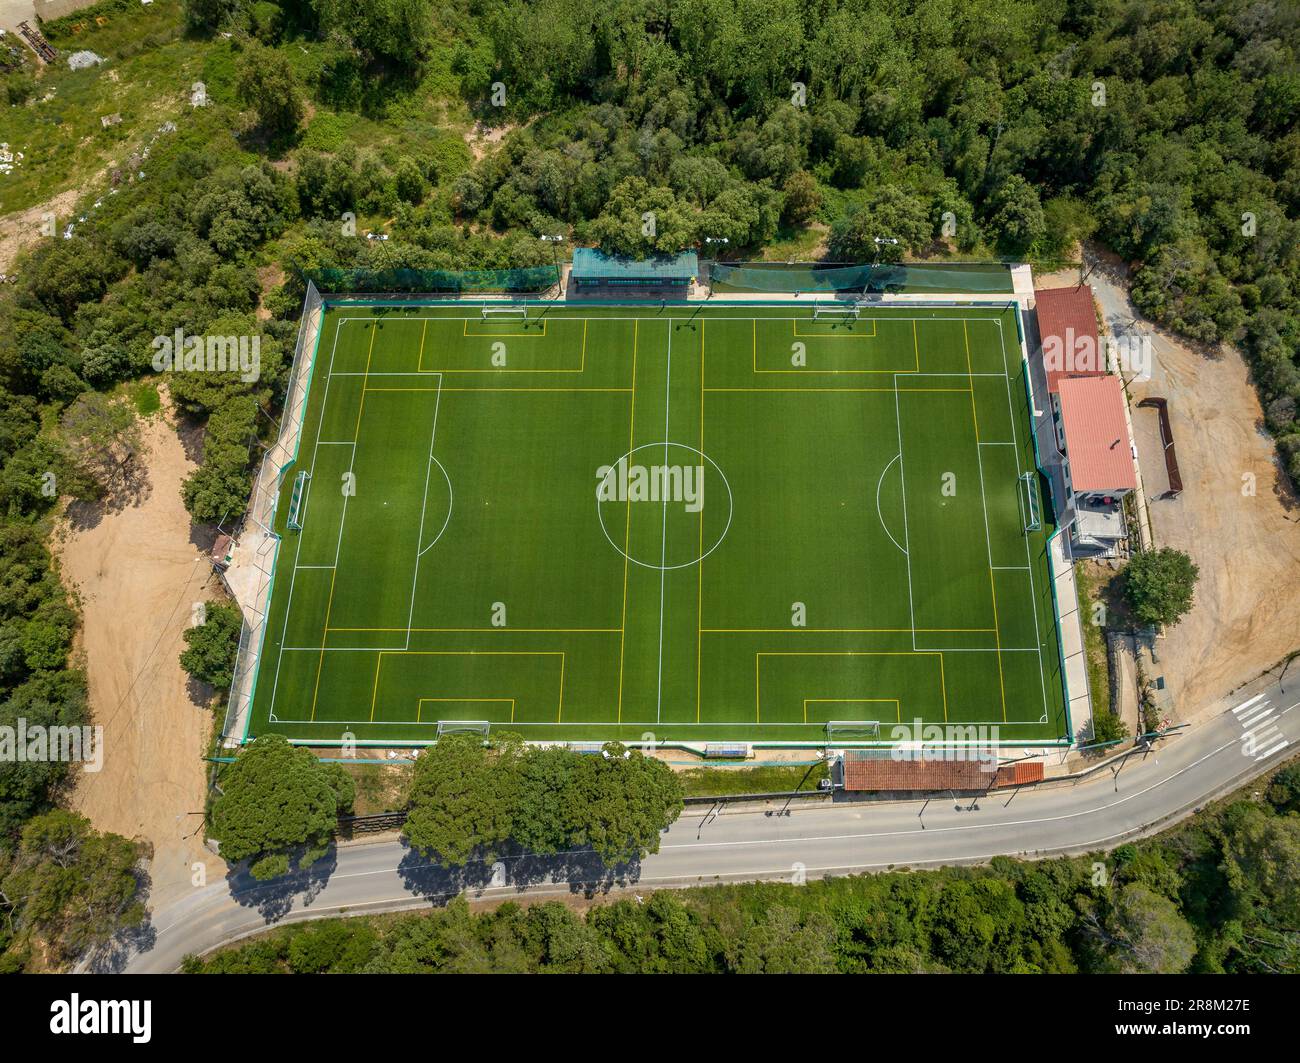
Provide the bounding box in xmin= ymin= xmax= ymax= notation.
xmin=1231 ymin=693 xmax=1267 ymax=715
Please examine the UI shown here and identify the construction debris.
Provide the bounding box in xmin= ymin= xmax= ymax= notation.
xmin=17 ymin=21 xmax=57 ymax=63
xmin=67 ymin=50 xmax=106 ymax=70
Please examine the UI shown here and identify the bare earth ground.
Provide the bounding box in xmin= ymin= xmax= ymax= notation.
xmin=55 ymin=390 xmax=226 ymax=908
xmin=0 ymin=189 xmax=78 ymax=275
xmin=1045 ymin=250 xmax=1300 ymax=717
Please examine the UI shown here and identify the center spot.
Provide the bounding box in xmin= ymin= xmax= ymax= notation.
xmin=596 ymin=442 xmax=733 ymax=571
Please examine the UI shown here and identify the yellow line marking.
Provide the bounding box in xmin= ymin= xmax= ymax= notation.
xmin=369 ymin=651 xmax=564 ymax=722
xmin=802 ymin=698 xmax=901 ymax=724
xmin=420 ymin=317 xmax=596 ymax=372
xmin=461 ymin=318 xmax=549 ymax=338
xmin=750 ymin=316 xmax=897 ymax=372
xmin=417 ymin=698 xmax=515 ymax=723
xmin=309 ymin=568 xmax=337 ymax=721
xmin=702 ymin=627 xmax=993 ymax=633
xmin=330 ymin=627 xmax=618 ymax=633
xmin=617 ymin=323 xmax=638 ymax=722
xmin=364 ymin=388 xmax=630 ymax=393
xmin=755 ymin=651 xmax=948 ymax=723
xmin=965 ymin=318 xmax=1007 ymax=723
xmin=791 ymin=319 xmax=879 ymax=338
xmin=703 ymin=387 xmax=971 ymax=393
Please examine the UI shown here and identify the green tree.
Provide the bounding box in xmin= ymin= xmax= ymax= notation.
xmin=182 ymin=0 xmax=240 ymax=32
xmin=987 ymin=174 xmax=1047 ymax=253
xmin=403 ymin=734 xmax=523 ymax=866
xmin=567 ymin=746 xmax=683 ymax=865
xmin=0 ymin=811 xmax=145 ymax=962
xmin=209 ymin=735 xmax=354 ymax=879
xmin=58 ymin=392 xmax=141 ymax=502
xmin=179 ymin=601 xmax=243 ymax=691
xmin=1267 ymin=763 xmax=1300 ymax=815
xmin=393 ymin=156 xmax=426 ymax=205
xmin=313 ymin=0 xmax=434 ymax=70
xmin=1090 ymin=709 xmax=1128 ymax=745
xmin=236 ymin=43 xmax=305 ymax=138
xmin=780 ymin=170 xmax=822 ymax=227
xmin=829 ymin=186 xmax=933 ymax=261
xmin=1124 ymin=547 xmax=1199 ymax=627
xmin=1089 ymin=884 xmax=1196 ymax=973
xmin=1221 ymin=805 xmax=1300 ymax=927
xmin=0 ymin=671 xmax=89 ymax=838
xmin=733 ymin=905 xmax=837 ymax=973
xmin=287 ymin=920 xmax=378 ymax=973
xmin=586 ymin=177 xmax=699 ymax=257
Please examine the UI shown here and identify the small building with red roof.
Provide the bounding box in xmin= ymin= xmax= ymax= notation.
xmin=1056 ymin=376 xmax=1137 ymax=497
xmin=1034 ymin=285 xmax=1108 ymax=394
xmin=1032 ymin=285 xmax=1138 ymax=555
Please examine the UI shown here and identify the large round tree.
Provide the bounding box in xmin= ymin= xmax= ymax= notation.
xmin=1123 ymin=547 xmax=1199 ymax=628
xmin=210 ymin=735 xmax=354 ymax=880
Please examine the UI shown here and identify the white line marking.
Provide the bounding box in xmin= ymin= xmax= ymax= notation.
xmin=656 ymin=326 xmax=672 ymax=722
xmin=875 ymin=453 xmax=907 ymax=555
xmin=1232 ymin=693 xmax=1267 ymax=714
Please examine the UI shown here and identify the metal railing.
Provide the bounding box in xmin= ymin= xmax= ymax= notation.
xmin=221 ymin=282 xmax=325 ymax=746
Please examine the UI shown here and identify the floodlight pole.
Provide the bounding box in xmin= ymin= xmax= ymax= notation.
xmin=865 ymin=237 xmax=899 ymax=297
xmin=702 ymin=236 xmax=728 ymax=298
xmin=541 ymin=234 xmax=565 ymax=300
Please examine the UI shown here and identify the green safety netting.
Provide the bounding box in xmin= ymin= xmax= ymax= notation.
xmin=709 ymin=261 xmax=1015 ymax=295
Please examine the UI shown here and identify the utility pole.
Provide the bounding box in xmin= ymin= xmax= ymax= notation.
xmin=540 ymin=234 xmax=565 ymax=300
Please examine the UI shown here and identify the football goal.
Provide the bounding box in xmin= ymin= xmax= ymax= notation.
xmin=825 ymin=720 xmax=882 ymax=743
xmin=481 ymin=304 xmax=528 ymax=321
xmin=435 ymin=720 xmax=491 ymax=738
xmin=1020 ymin=471 xmax=1041 ymax=532
xmin=812 ymin=302 xmax=860 ymax=322
xmin=286 ymin=470 xmax=311 ymax=531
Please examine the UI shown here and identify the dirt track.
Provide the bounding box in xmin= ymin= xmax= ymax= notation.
xmin=56 ymin=393 xmax=226 ymax=908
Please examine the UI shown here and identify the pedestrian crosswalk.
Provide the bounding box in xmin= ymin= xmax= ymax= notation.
xmin=1230 ymin=694 xmax=1289 ymax=761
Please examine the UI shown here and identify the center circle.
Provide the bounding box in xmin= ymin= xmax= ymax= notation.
xmin=596 ymin=442 xmax=733 ymax=571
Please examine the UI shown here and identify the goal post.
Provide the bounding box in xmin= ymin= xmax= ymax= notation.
xmin=1020 ymin=471 xmax=1041 ymax=532
xmin=481 ymin=304 xmax=528 ymax=321
xmin=435 ymin=720 xmax=491 ymax=738
xmin=286 ymin=470 xmax=311 ymax=531
xmin=812 ymin=302 xmax=860 ymax=322
xmin=825 ymin=720 xmax=881 ymax=742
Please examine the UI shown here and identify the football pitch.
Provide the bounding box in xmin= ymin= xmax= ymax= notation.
xmin=245 ymin=300 xmax=1070 ymax=746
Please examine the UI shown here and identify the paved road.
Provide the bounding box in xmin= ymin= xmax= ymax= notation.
xmin=116 ymin=684 xmax=1297 ymax=973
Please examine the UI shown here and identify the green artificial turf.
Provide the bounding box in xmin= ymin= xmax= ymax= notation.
xmin=245 ymin=301 xmax=1068 ymax=747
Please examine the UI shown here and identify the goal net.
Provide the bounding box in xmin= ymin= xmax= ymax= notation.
xmin=286 ymin=470 xmax=311 ymax=531
xmin=435 ymin=720 xmax=491 ymax=738
xmin=481 ymin=304 xmax=528 ymax=320
xmin=812 ymin=302 xmax=860 ymax=322
xmin=825 ymin=720 xmax=881 ymax=742
xmin=1020 ymin=471 xmax=1041 ymax=532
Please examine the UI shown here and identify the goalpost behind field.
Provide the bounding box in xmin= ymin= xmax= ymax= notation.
xmin=435 ymin=720 xmax=492 ymax=738
xmin=481 ymin=304 xmax=528 ymax=321
xmin=811 ymin=302 xmax=860 ymax=322
xmin=1020 ymin=471 xmax=1041 ymax=533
